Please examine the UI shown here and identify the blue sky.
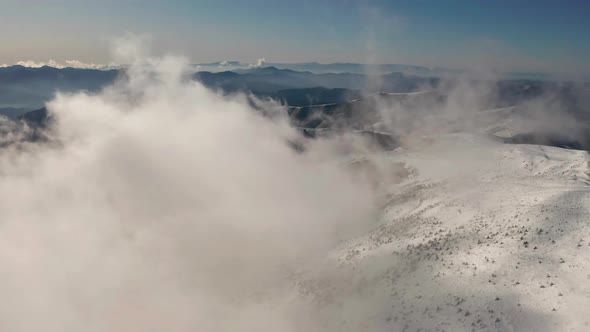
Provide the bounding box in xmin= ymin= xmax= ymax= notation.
xmin=1 ymin=0 xmax=588 ymax=74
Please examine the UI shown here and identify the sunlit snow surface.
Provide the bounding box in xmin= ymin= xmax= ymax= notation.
xmin=307 ymin=135 xmax=590 ymax=331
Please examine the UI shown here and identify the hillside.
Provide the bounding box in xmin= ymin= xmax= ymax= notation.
xmin=297 ymin=137 xmax=590 ymax=331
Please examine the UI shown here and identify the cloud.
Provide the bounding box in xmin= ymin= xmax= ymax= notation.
xmin=64 ymin=60 xmax=117 ymax=70
xmin=249 ymin=57 xmax=267 ymax=68
xmin=0 ymin=59 xmax=116 ymax=70
xmin=0 ymin=59 xmax=64 ymax=68
xmin=0 ymin=44 xmax=379 ymax=331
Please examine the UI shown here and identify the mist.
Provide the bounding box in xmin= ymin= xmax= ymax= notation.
xmin=0 ymin=49 xmax=387 ymax=331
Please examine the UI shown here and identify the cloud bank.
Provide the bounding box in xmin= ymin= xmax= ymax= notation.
xmin=0 ymin=48 xmax=381 ymax=331
xmin=0 ymin=59 xmax=117 ymax=70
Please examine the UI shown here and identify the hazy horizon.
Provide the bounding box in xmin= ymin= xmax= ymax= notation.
xmin=1 ymin=0 xmax=589 ymax=76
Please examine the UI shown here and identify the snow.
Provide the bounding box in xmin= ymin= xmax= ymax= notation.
xmin=300 ymin=137 xmax=590 ymax=331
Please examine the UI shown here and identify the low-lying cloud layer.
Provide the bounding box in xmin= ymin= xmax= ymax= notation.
xmin=0 ymin=59 xmax=116 ymax=70
xmin=0 ymin=53 xmax=381 ymax=331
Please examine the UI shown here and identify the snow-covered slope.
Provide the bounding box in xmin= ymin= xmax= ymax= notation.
xmin=299 ymin=137 xmax=590 ymax=331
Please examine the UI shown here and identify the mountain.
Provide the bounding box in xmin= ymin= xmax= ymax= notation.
xmin=1 ymin=65 xmax=588 ymax=152
xmin=192 ymin=61 xmax=449 ymax=75
xmin=0 ymin=65 xmax=119 ymax=109
xmin=194 ymin=67 xmax=439 ymax=94
xmin=315 ymin=138 xmax=590 ymax=331
xmin=13 ymin=87 xmax=589 ymax=152
xmin=0 ymin=65 xmax=118 ymax=83
xmin=287 ymin=91 xmax=445 ymax=129
xmin=192 ymin=61 xmax=559 ymax=80
xmin=2 ymin=64 xmax=583 ymax=113
xmin=269 ymin=62 xmax=452 ymax=76
xmin=262 ymin=87 xmax=362 ymax=106
xmin=18 ymin=107 xmax=49 ymax=127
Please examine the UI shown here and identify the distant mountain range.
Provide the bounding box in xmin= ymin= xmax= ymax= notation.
xmin=193 ymin=66 xmax=439 ymax=97
xmin=0 ymin=64 xmax=586 ymax=109
xmin=194 ymin=61 xmax=454 ymax=76
xmin=193 ymin=67 xmax=586 ymax=111
xmin=1 ymin=64 xmax=589 ymax=151
xmin=2 ymin=64 xmax=437 ymax=110
xmin=0 ymin=65 xmax=119 ymax=110
xmin=193 ymin=61 xmax=561 ymax=80
xmin=14 ymin=84 xmax=590 ymax=151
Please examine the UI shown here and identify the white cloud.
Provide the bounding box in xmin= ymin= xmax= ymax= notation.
xmin=0 ymin=59 xmax=64 ymax=68
xmin=0 ymin=46 xmax=378 ymax=331
xmin=64 ymin=60 xmax=117 ymax=70
xmin=249 ymin=57 xmax=267 ymax=68
xmin=0 ymin=59 xmax=117 ymax=70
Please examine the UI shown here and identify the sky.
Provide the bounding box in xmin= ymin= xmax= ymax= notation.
xmin=1 ymin=0 xmax=589 ymax=74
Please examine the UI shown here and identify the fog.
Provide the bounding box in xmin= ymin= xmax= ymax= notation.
xmin=0 ymin=49 xmax=385 ymax=331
